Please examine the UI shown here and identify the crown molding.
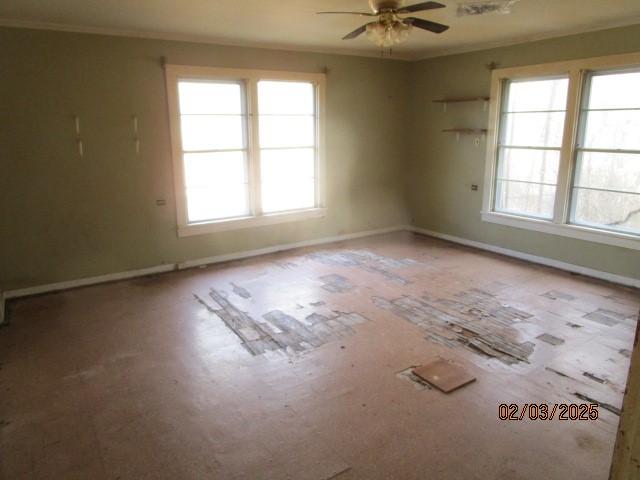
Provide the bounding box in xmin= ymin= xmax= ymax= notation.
xmin=2 ymin=16 xmax=640 ymax=63
xmin=415 ymin=16 xmax=640 ymax=61
xmin=0 ymin=18 xmax=411 ymax=61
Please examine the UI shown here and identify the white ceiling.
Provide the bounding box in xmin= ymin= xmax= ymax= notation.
xmin=1 ymin=1 xmax=640 ymax=60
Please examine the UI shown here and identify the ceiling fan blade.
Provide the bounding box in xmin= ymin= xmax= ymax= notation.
xmin=342 ymin=24 xmax=369 ymax=40
xmin=400 ymin=1 xmax=446 ymax=13
xmin=406 ymin=17 xmax=449 ymax=33
xmin=317 ymin=11 xmax=376 ymax=16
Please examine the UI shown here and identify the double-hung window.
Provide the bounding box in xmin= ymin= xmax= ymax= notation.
xmin=165 ymin=65 xmax=325 ymax=236
xmin=570 ymin=69 xmax=640 ymax=234
xmin=483 ymin=53 xmax=640 ymax=250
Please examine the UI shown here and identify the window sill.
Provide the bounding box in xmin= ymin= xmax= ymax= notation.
xmin=178 ymin=207 xmax=326 ymax=237
xmin=481 ymin=211 xmax=640 ymax=251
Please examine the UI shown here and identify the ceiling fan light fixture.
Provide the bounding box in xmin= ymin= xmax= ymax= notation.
xmin=366 ymin=20 xmax=412 ymax=47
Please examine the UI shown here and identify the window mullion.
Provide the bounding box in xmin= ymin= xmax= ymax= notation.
xmin=247 ymin=78 xmax=262 ymax=217
xmin=553 ymin=69 xmax=583 ymax=224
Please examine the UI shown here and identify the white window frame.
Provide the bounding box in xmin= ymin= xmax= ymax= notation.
xmin=482 ymin=52 xmax=640 ymax=251
xmin=165 ymin=65 xmax=326 ymax=237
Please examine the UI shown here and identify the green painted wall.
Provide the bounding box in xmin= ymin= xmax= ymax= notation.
xmin=0 ymin=27 xmax=410 ymax=291
xmin=2 ymin=24 xmax=640 ymax=293
xmin=407 ymin=24 xmax=640 ymax=280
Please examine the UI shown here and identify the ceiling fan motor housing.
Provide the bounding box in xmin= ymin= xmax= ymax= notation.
xmin=369 ymin=0 xmax=405 ymax=13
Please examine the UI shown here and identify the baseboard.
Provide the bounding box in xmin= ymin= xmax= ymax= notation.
xmin=3 ymin=225 xmax=407 ymax=300
xmin=4 ymin=264 xmax=177 ymax=300
xmin=409 ymin=226 xmax=640 ymax=289
xmin=3 ymin=223 xmax=636 ymax=308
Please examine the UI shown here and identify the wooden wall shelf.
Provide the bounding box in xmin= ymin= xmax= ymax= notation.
xmin=442 ymin=128 xmax=488 ymax=134
xmin=433 ymin=96 xmax=490 ymax=112
xmin=433 ymin=97 xmax=490 ymax=104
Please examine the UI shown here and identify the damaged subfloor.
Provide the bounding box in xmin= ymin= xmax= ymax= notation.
xmin=1 ymin=231 xmax=638 ymax=479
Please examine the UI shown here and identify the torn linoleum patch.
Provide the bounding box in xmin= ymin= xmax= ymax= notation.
xmin=373 ymin=292 xmax=534 ymax=364
xmin=231 ymin=282 xmax=251 ymax=299
xmin=308 ymin=249 xmax=416 ymax=285
xmin=541 ymin=290 xmax=575 ymax=301
xmin=583 ymin=308 xmax=630 ymax=327
xmin=319 ymin=274 xmax=354 ymax=293
xmin=537 ymin=333 xmax=565 ymax=346
xmin=195 ymin=289 xmax=369 ymax=356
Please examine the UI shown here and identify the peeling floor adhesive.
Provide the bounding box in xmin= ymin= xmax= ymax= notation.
xmin=373 ymin=291 xmax=534 ymax=364
xmin=573 ymin=393 xmax=621 ymax=416
xmin=308 ymin=249 xmax=415 ymax=285
xmin=583 ymin=308 xmax=630 ymax=327
xmin=541 ymin=290 xmax=576 ymax=301
xmin=435 ymin=288 xmax=532 ymax=327
xmin=546 ymin=367 xmax=571 ymax=379
xmin=583 ymin=372 xmax=607 ymax=384
xmin=195 ymin=290 xmax=369 ymax=356
xmin=195 ymin=291 xmax=283 ymax=356
xmin=231 ymin=282 xmax=251 ymax=299
xmin=319 ymin=274 xmax=354 ymax=293
xmin=537 ymin=333 xmax=565 ymax=346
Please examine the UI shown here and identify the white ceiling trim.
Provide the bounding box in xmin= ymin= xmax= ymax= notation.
xmin=416 ymin=15 xmax=640 ymax=60
xmin=1 ymin=15 xmax=640 ymax=63
xmin=0 ymin=17 xmax=407 ymax=61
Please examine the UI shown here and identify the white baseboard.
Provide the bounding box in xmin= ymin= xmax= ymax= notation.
xmin=4 ymin=264 xmax=176 ymax=300
xmin=2 ymin=223 xmax=637 ymax=312
xmin=409 ymin=226 xmax=640 ymax=289
xmin=3 ymin=225 xmax=406 ymax=301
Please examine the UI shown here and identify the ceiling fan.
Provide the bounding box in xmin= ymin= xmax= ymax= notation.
xmin=317 ymin=1 xmax=449 ymax=48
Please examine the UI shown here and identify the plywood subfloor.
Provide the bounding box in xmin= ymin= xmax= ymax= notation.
xmin=1 ymin=232 xmax=638 ymax=479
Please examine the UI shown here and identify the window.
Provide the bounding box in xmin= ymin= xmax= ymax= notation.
xmin=495 ymin=76 xmax=568 ymax=219
xmin=570 ymin=70 xmax=640 ymax=235
xmin=483 ymin=53 xmax=640 ymax=250
xmin=165 ymin=65 xmax=325 ymax=236
xmin=258 ymin=81 xmax=317 ymax=213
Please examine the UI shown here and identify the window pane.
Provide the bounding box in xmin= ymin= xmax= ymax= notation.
xmin=506 ymin=78 xmax=569 ymax=112
xmin=581 ymin=110 xmax=640 ymax=150
xmin=258 ymin=81 xmax=314 ymax=115
xmin=180 ymin=115 xmax=244 ymax=151
xmin=184 ymin=151 xmax=247 ymax=189
xmin=498 ymin=148 xmax=559 ymax=184
xmin=574 ymin=152 xmax=640 ymax=193
xmin=186 ymin=185 xmax=248 ymax=223
xmin=572 ymin=189 xmax=640 ymax=234
xmin=178 ymin=81 xmax=243 ymax=114
xmin=495 ymin=180 xmax=556 ymax=219
xmin=261 ymin=148 xmax=315 ymax=213
xmin=262 ymin=178 xmax=315 ymax=214
xmin=259 ymin=116 xmax=314 ymax=148
xmin=502 ymin=112 xmax=566 ymax=147
xmin=261 ymin=148 xmax=315 ymax=183
xmin=588 ymin=71 xmax=640 ymax=110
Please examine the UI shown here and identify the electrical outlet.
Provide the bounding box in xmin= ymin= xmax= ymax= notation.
xmin=156 ymin=199 xmax=166 ymax=206
xmin=471 ymin=184 xmax=479 ymax=191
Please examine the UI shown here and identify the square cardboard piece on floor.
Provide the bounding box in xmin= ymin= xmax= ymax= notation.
xmin=413 ymin=359 xmax=476 ymax=393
